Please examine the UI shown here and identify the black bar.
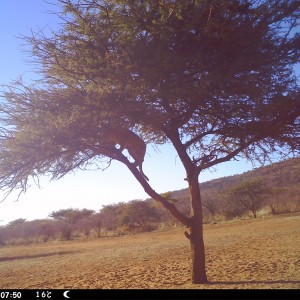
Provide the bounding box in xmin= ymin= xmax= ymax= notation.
xmin=0 ymin=289 xmax=298 ymax=300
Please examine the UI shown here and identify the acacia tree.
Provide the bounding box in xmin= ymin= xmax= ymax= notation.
xmin=0 ymin=0 xmax=299 ymax=284
xmin=117 ymin=199 xmax=161 ymax=231
xmin=227 ymin=178 xmax=267 ymax=218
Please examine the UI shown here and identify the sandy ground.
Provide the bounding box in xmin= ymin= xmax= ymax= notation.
xmin=0 ymin=213 xmax=299 ymax=289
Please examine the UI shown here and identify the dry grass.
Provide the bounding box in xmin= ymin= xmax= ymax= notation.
xmin=0 ymin=213 xmax=299 ymax=289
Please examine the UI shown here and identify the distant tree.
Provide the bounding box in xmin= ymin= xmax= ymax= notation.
xmin=0 ymin=0 xmax=299 ymax=283
xmin=49 ymin=209 xmax=76 ymax=239
xmin=151 ymin=192 xmax=187 ymax=226
xmin=8 ymin=218 xmax=27 ymax=227
xmin=49 ymin=209 xmax=74 ymax=221
xmin=0 ymin=219 xmax=26 ymax=243
xmin=227 ymin=178 xmax=267 ymax=218
xmin=150 ymin=199 xmax=179 ymax=227
xmin=3 ymin=219 xmax=40 ymax=244
xmin=49 ymin=208 xmax=94 ymax=240
xmin=201 ymin=190 xmax=222 ymax=218
xmin=50 ymin=208 xmax=94 ymax=223
xmin=223 ymin=201 xmax=248 ymax=220
xmin=0 ymin=226 xmax=6 ymax=246
xmin=77 ymin=214 xmax=96 ymax=238
xmin=58 ymin=221 xmax=73 ymax=240
xmin=267 ymin=186 xmax=296 ymax=214
xmin=160 ymin=192 xmax=177 ymax=204
xmin=118 ymin=200 xmax=161 ymax=231
xmin=90 ymin=213 xmax=103 ymax=237
xmin=100 ymin=203 xmax=124 ymax=233
xmin=37 ymin=219 xmax=59 ymax=242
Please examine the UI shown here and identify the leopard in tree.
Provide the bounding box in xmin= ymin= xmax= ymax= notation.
xmin=103 ymin=127 xmax=149 ymax=181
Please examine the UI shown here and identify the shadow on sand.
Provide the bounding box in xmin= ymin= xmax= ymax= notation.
xmin=0 ymin=250 xmax=76 ymax=262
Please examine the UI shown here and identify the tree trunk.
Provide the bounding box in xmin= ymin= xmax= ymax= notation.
xmin=270 ymin=204 xmax=276 ymax=215
xmin=251 ymin=199 xmax=257 ymax=218
xmin=119 ymin=149 xmax=208 ymax=283
xmin=187 ymin=174 xmax=208 ymax=284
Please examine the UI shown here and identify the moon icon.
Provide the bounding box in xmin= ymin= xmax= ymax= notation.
xmin=63 ymin=290 xmax=71 ymax=298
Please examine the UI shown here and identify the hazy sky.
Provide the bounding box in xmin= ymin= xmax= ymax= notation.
xmin=0 ymin=0 xmax=266 ymax=225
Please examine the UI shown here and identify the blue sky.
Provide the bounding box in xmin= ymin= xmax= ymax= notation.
xmin=0 ymin=1 xmax=273 ymax=225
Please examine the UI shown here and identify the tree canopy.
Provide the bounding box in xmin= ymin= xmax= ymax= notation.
xmin=0 ymin=0 xmax=299 ymax=284
xmin=1 ymin=0 xmax=299 ymax=196
xmin=226 ymin=177 xmax=267 ymax=218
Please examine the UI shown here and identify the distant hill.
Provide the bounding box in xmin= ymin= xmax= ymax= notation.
xmin=1 ymin=157 xmax=299 ymax=245
xmin=150 ymin=156 xmax=300 ymax=219
xmin=172 ymin=156 xmax=300 ymax=198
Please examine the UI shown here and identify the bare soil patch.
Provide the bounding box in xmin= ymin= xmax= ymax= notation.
xmin=0 ymin=213 xmax=299 ymax=289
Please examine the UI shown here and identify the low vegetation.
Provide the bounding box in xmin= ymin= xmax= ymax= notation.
xmin=1 ymin=157 xmax=299 ymax=246
xmin=1 ymin=213 xmax=299 ymax=289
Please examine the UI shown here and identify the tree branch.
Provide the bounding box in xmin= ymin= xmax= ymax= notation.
xmin=112 ymin=151 xmax=192 ymax=227
xmin=197 ymin=137 xmax=258 ymax=172
xmin=184 ymin=128 xmax=218 ymax=149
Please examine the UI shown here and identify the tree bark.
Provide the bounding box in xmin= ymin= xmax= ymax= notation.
xmin=187 ymin=173 xmax=208 ymax=284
